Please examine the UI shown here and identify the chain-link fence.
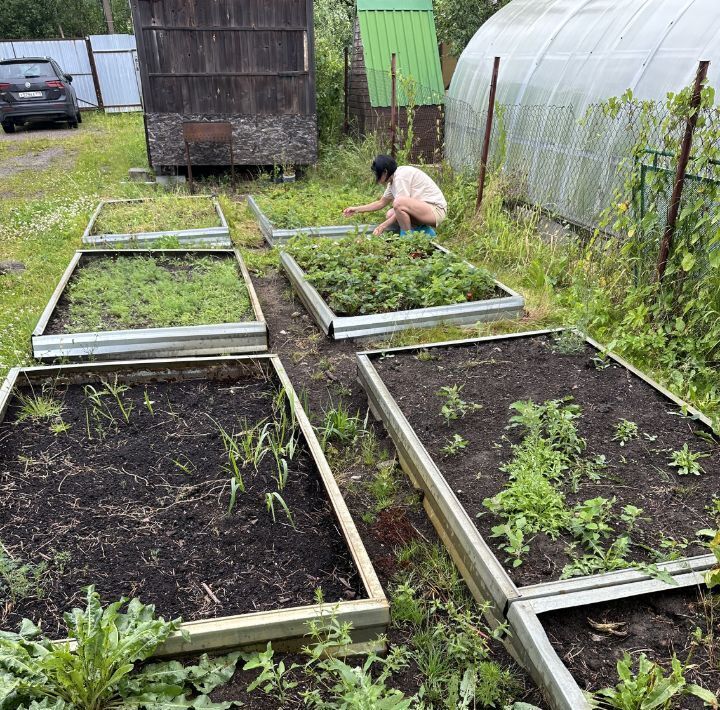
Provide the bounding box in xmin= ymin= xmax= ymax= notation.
xmin=348 ymin=68 xmax=720 ymax=284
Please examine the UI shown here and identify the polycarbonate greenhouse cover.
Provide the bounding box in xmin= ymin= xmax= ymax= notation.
xmin=449 ymin=0 xmax=720 ymax=114
xmin=357 ymin=0 xmax=444 ymax=107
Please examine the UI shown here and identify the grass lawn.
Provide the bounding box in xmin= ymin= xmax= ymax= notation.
xmin=0 ymin=112 xmax=262 ymax=378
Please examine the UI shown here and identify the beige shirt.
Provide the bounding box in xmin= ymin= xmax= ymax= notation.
xmin=382 ymin=166 xmax=447 ymax=210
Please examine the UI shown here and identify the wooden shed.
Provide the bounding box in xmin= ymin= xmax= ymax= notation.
xmin=130 ymin=0 xmax=317 ymax=171
xmin=348 ymin=0 xmax=444 ymax=161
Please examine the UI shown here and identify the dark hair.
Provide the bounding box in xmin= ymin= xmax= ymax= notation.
xmin=371 ymin=154 xmax=397 ymax=183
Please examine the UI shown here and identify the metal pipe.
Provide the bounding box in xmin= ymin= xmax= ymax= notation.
xmin=344 ymin=46 xmax=350 ymax=135
xmin=656 ymin=59 xmax=710 ymax=281
xmin=476 ymin=56 xmax=501 ymax=212
xmin=390 ymin=53 xmax=397 ymax=158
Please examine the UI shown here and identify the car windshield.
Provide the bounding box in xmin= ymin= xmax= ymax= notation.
xmin=0 ymin=61 xmax=53 ymax=80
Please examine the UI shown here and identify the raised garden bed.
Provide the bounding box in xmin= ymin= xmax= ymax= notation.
xmin=32 ymin=249 xmax=268 ymax=360
xmin=0 ymin=356 xmax=388 ymax=656
xmin=82 ymin=195 xmax=231 ymax=247
xmin=282 ymin=234 xmax=524 ymax=339
xmin=358 ymin=329 xmax=720 ymax=706
xmin=357 ymin=329 xmax=718 ymax=608
xmin=509 ymin=562 xmax=718 ymax=709
xmin=247 ymin=189 xmax=377 ymax=246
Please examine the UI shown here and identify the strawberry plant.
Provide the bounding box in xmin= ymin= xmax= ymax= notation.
xmin=287 ymin=233 xmax=497 ymax=316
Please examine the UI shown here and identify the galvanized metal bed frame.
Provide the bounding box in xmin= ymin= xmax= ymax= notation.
xmin=31 ymin=249 xmax=268 ymax=360
xmin=356 ymin=328 xmax=717 ymax=709
xmin=0 ymin=355 xmax=389 ymax=657
xmin=82 ymin=195 xmax=231 ymax=247
xmin=281 ymin=243 xmax=525 ymax=340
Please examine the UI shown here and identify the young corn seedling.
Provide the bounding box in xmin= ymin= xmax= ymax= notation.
xmin=265 ymin=491 xmax=296 ymax=529
xmin=436 ymin=385 xmax=482 ymax=425
xmin=669 ymin=443 xmax=710 ymax=475
xmin=143 ymin=389 xmax=155 ymax=415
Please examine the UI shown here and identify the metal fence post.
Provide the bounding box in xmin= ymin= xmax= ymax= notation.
xmin=85 ymin=37 xmax=104 ymax=110
xmin=476 ymin=56 xmax=500 ymax=212
xmin=390 ymin=53 xmax=397 ymax=158
xmin=656 ymin=59 xmax=710 ymax=282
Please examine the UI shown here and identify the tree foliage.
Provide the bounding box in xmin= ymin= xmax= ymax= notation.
xmin=433 ymin=0 xmax=510 ymax=56
xmin=313 ymin=0 xmax=354 ymax=142
xmin=0 ymin=0 xmax=131 ymax=40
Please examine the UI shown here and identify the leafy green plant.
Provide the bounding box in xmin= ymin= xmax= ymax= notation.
xmin=241 ymin=642 xmax=299 ymax=703
xmin=63 ymin=254 xmax=251 ymax=333
xmin=0 ymin=586 xmax=240 ymax=709
xmin=592 ymin=652 xmax=717 ymax=709
xmin=442 ymin=433 xmax=470 ymax=456
xmin=491 ymin=517 xmax=530 ymax=568
xmin=705 ymin=530 xmax=720 ymax=589
xmin=320 ymin=402 xmax=367 ymax=448
xmin=287 ymin=233 xmax=497 ymax=317
xmin=15 ymin=391 xmax=64 ymax=424
xmin=300 ymin=614 xmax=412 ymax=710
xmin=364 ymin=464 xmax=400 ymax=519
xmin=102 ymin=377 xmax=133 ymax=424
xmin=437 ymin=384 xmax=483 ymax=425
xmin=613 ymin=419 xmax=639 ymax=446
xmin=255 ymin=182 xmax=377 ymax=229
xmin=550 ymin=329 xmax=586 ymax=355
xmin=668 ymin=443 xmax=710 ymax=476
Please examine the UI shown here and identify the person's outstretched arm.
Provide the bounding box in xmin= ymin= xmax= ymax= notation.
xmin=343 ymin=195 xmax=392 ymax=217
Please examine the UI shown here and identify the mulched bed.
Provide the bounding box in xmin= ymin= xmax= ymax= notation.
xmin=373 ymin=334 xmax=720 ymax=586
xmin=0 ymin=373 xmax=361 ymax=637
xmin=542 ymin=587 xmax=720 ymax=705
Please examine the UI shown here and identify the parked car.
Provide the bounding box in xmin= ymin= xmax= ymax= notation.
xmin=0 ymin=57 xmax=81 ymax=133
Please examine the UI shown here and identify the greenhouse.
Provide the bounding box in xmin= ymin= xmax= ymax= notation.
xmin=446 ymin=0 xmax=720 ymax=229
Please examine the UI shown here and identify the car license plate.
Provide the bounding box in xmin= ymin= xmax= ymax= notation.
xmin=18 ymin=91 xmax=43 ymax=98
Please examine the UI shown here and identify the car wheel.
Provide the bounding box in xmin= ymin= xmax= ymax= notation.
xmin=76 ymin=111 xmax=82 ymax=124
xmin=68 ymin=116 xmax=78 ymax=129
xmin=1 ymin=121 xmax=15 ymax=134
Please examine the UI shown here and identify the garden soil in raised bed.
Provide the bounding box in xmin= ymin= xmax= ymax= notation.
xmin=0 ymin=374 xmax=361 ymax=637
xmin=206 ymin=269 xmax=545 ymax=708
xmin=542 ymin=587 xmax=720 ymax=705
xmin=373 ymin=334 xmax=720 ymax=586
xmin=45 ymin=253 xmax=252 ymax=335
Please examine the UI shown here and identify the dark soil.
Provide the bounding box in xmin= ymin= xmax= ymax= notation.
xmin=373 ymin=335 xmax=720 ymax=586
xmin=0 ymin=374 xmax=361 ymax=637
xmin=199 ymin=268 xmax=546 ymax=707
xmin=542 ymin=588 xmax=720 ymax=705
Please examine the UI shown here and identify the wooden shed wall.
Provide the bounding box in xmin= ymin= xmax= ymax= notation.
xmin=131 ymin=0 xmax=317 ymax=168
